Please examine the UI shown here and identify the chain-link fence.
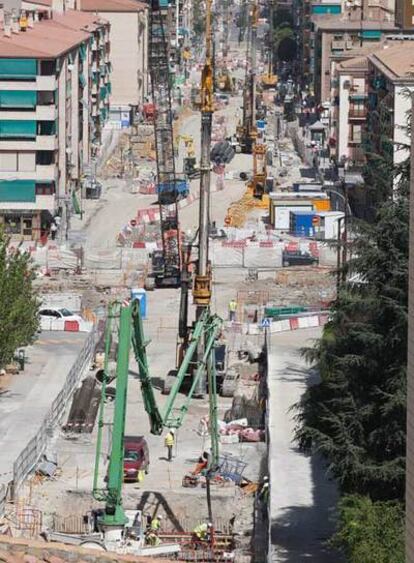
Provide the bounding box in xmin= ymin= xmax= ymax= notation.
xmin=11 ymin=331 xmax=95 ymax=499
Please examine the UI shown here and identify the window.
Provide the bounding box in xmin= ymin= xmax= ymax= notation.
xmin=36 ymin=151 xmax=54 ymax=165
xmin=35 ymin=182 xmax=55 ymax=195
xmin=60 ymin=308 xmax=74 ymax=317
xmin=37 ymin=91 xmax=55 ymax=105
xmin=39 ymin=60 xmax=56 ymax=76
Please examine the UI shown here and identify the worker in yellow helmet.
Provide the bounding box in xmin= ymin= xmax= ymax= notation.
xmin=228 ymin=298 xmax=237 ymax=322
xmin=192 ymin=522 xmax=213 ymax=545
xmin=164 ymin=429 xmax=175 ymax=462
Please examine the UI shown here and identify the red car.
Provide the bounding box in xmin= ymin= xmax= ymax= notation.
xmin=123 ymin=436 xmax=150 ymax=482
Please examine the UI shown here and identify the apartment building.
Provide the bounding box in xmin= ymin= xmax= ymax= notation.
xmin=23 ymin=0 xmax=148 ymax=125
xmin=294 ymin=0 xmax=395 ymax=91
xmin=366 ymin=42 xmax=414 ymax=167
xmin=395 ymin=0 xmax=414 ymax=29
xmin=312 ymin=18 xmax=396 ymax=103
xmin=0 ymin=7 xmax=110 ymax=240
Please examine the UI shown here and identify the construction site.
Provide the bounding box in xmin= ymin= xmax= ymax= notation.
xmin=0 ymin=1 xmax=340 ymax=562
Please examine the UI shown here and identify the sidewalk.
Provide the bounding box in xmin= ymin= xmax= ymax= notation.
xmin=0 ymin=332 xmax=89 ymax=489
xmin=267 ymin=328 xmax=341 ymax=562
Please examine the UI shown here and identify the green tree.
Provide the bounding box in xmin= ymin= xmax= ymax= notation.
xmin=0 ymin=229 xmax=39 ymax=367
xmin=294 ymin=186 xmax=408 ymax=501
xmin=332 ymin=495 xmax=405 ymax=563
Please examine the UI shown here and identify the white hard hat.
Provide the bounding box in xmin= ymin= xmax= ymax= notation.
xmin=170 ymin=429 xmax=175 ymax=434
xmin=158 ymin=515 xmax=163 ymax=520
xmin=207 ymin=522 xmax=213 ymax=528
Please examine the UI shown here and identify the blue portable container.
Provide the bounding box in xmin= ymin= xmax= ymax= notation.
xmin=131 ymin=288 xmax=147 ymax=319
xmin=290 ymin=210 xmax=315 ymax=237
xmin=157 ymin=179 xmax=189 ymax=204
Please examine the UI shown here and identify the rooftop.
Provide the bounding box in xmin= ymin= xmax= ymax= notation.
xmin=0 ymin=11 xmax=101 ymax=58
xmin=369 ymin=41 xmax=414 ymax=80
xmin=313 ymin=16 xmax=396 ymax=31
xmin=79 ymin=0 xmax=146 ymax=11
xmin=337 ymin=55 xmax=369 ymax=72
xmin=23 ymin=0 xmax=146 ymax=10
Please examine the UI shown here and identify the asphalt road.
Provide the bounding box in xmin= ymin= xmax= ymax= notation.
xmin=0 ymin=331 xmax=88 ymax=488
xmin=268 ymin=328 xmax=342 ymax=562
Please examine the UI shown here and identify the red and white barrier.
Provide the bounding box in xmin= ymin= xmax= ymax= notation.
xmin=40 ymin=318 xmax=93 ymax=333
xmin=230 ymin=313 xmax=329 ymax=335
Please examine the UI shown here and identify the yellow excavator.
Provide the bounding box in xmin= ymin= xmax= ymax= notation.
xmin=177 ymin=134 xmax=200 ymax=179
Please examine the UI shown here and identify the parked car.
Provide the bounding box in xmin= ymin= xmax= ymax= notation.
xmin=123 ymin=436 xmax=150 ymax=481
xmin=39 ymin=307 xmax=83 ymax=322
xmin=282 ymin=251 xmax=318 ymax=267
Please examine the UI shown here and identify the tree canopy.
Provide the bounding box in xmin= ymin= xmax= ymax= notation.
xmin=0 ymin=230 xmax=39 ymax=367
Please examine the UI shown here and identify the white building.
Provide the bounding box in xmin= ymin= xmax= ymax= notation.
xmin=0 ymin=6 xmax=110 ymax=240
xmin=23 ymin=0 xmax=149 ymax=124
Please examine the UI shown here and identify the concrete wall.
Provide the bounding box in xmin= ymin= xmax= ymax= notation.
xmin=102 ymin=11 xmax=142 ymax=107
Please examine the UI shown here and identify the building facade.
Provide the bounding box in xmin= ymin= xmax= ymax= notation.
xmin=0 ymin=7 xmax=110 ymax=240
xmin=335 ymin=55 xmax=369 ymax=168
xmin=366 ymin=42 xmax=414 ymax=167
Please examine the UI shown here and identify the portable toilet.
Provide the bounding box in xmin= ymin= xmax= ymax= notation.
xmin=131 ymin=288 xmax=147 ymax=319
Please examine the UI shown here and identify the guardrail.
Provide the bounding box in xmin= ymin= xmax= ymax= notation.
xmin=11 ymin=330 xmax=95 ymax=499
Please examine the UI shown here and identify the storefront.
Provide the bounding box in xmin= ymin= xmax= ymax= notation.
xmin=0 ymin=210 xmax=42 ymax=240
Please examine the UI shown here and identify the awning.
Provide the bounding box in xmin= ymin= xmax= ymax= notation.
xmin=349 ymin=93 xmax=367 ymax=101
xmin=0 ymin=180 xmax=35 ymax=202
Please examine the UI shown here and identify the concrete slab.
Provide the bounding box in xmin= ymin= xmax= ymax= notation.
xmin=268 ymin=328 xmax=342 ymax=562
xmin=0 ymin=331 xmax=88 ymax=486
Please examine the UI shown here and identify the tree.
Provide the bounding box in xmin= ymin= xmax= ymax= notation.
xmin=331 ymin=495 xmax=405 ymax=563
xmin=294 ymin=184 xmax=409 ymax=501
xmin=0 ymin=229 xmax=39 ymax=367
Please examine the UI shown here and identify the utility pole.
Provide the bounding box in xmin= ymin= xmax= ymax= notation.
xmin=193 ymin=0 xmax=214 ymax=395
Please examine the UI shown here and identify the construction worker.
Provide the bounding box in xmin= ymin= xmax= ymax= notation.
xmin=228 ymin=299 xmax=237 ymax=322
xmin=192 ymin=522 xmax=213 ymax=544
xmin=150 ymin=514 xmax=162 ymax=533
xmin=164 ymin=429 xmax=175 ymax=461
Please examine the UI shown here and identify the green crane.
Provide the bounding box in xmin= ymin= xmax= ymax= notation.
xmin=93 ymin=300 xmax=222 ymax=530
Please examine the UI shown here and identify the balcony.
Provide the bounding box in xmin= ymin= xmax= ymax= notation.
xmin=0 ymin=165 xmax=56 ymax=181
xmin=0 ymin=136 xmax=57 ymax=150
xmin=348 ymin=146 xmax=366 ymax=164
xmin=331 ymin=40 xmax=345 ymax=51
xmin=0 ymin=106 xmax=57 ymax=120
xmin=91 ymin=37 xmax=98 ymax=50
xmin=348 ymin=107 xmax=367 ymax=119
xmin=0 ymin=194 xmax=55 ymax=211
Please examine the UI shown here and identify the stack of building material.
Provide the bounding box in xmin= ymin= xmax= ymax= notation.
xmin=130 ymin=124 xmax=155 ymax=162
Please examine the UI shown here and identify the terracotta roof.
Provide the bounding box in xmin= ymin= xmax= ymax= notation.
xmin=337 ymin=55 xmax=369 ymax=72
xmin=52 ymin=9 xmax=109 ymax=32
xmin=79 ymin=0 xmax=146 ymax=12
xmin=0 ymin=16 xmax=91 ymax=57
xmin=23 ymin=0 xmax=145 ymax=11
xmin=369 ymin=41 xmax=414 ymax=79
